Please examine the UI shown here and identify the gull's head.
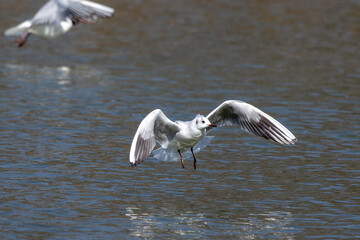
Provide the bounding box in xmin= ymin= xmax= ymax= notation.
xmin=193 ymin=114 xmax=217 ymax=130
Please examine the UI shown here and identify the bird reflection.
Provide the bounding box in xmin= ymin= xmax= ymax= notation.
xmin=125 ymin=207 xmax=296 ymax=239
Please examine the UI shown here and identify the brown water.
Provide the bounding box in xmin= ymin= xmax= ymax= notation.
xmin=0 ymin=0 xmax=359 ymax=239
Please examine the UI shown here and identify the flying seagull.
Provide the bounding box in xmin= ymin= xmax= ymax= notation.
xmin=129 ymin=100 xmax=297 ymax=169
xmin=4 ymin=0 xmax=114 ymax=47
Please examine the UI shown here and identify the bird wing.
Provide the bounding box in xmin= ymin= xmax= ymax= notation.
xmin=73 ymin=0 xmax=115 ymax=21
xmin=31 ymin=0 xmax=67 ymax=25
xmin=4 ymin=0 xmax=66 ymax=37
xmin=206 ymin=100 xmax=297 ymax=145
xmin=32 ymin=0 xmax=114 ymax=25
xmin=129 ymin=109 xmax=181 ymax=166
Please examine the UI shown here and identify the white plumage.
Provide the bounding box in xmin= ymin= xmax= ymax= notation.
xmin=4 ymin=0 xmax=114 ymax=47
xmin=129 ymin=100 xmax=297 ymax=169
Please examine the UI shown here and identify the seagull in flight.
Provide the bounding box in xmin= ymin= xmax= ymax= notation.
xmin=4 ymin=0 xmax=114 ymax=47
xmin=129 ymin=100 xmax=297 ymax=169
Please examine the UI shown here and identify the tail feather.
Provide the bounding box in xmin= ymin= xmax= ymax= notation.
xmin=152 ymin=136 xmax=215 ymax=162
xmin=4 ymin=20 xmax=32 ymax=36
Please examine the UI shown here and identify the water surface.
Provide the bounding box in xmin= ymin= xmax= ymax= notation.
xmin=0 ymin=0 xmax=359 ymax=239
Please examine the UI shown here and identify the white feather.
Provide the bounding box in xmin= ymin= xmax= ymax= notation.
xmin=4 ymin=20 xmax=32 ymax=36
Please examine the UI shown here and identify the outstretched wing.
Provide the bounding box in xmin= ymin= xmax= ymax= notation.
xmin=206 ymin=100 xmax=297 ymax=145
xmin=129 ymin=109 xmax=180 ymax=166
xmin=32 ymin=0 xmax=114 ymax=25
xmin=65 ymin=0 xmax=115 ymax=23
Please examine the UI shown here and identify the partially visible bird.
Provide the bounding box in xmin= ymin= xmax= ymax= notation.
xmin=4 ymin=0 xmax=114 ymax=47
xmin=129 ymin=100 xmax=297 ymax=169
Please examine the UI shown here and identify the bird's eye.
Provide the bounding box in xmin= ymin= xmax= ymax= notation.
xmin=196 ymin=120 xmax=198 ymax=124
xmin=202 ymin=120 xmax=205 ymax=124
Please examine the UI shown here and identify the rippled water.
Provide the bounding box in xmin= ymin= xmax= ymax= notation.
xmin=1 ymin=0 xmax=359 ymax=239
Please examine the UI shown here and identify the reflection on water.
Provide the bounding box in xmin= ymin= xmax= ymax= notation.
xmin=126 ymin=207 xmax=212 ymax=238
xmin=5 ymin=64 xmax=71 ymax=85
xmin=1 ymin=0 xmax=360 ymax=239
xmin=126 ymin=207 xmax=160 ymax=238
xmin=243 ymin=212 xmax=295 ymax=239
xmin=126 ymin=207 xmax=296 ymax=239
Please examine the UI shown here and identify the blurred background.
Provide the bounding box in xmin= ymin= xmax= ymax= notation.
xmin=0 ymin=0 xmax=359 ymax=239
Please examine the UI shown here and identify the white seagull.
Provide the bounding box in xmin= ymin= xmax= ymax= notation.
xmin=129 ymin=100 xmax=297 ymax=169
xmin=4 ymin=0 xmax=114 ymax=47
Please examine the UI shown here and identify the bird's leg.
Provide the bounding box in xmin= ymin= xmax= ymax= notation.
xmin=178 ymin=149 xmax=184 ymax=168
xmin=15 ymin=32 xmax=31 ymax=47
xmin=191 ymin=147 xmax=197 ymax=169
xmin=80 ymin=19 xmax=89 ymax=24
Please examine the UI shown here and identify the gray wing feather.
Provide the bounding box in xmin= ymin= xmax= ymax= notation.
xmin=65 ymin=0 xmax=114 ymax=24
xmin=206 ymin=100 xmax=297 ymax=145
xmin=130 ymin=109 xmax=180 ymax=166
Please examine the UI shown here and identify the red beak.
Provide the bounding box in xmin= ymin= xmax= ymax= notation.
xmin=209 ymin=124 xmax=217 ymax=127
